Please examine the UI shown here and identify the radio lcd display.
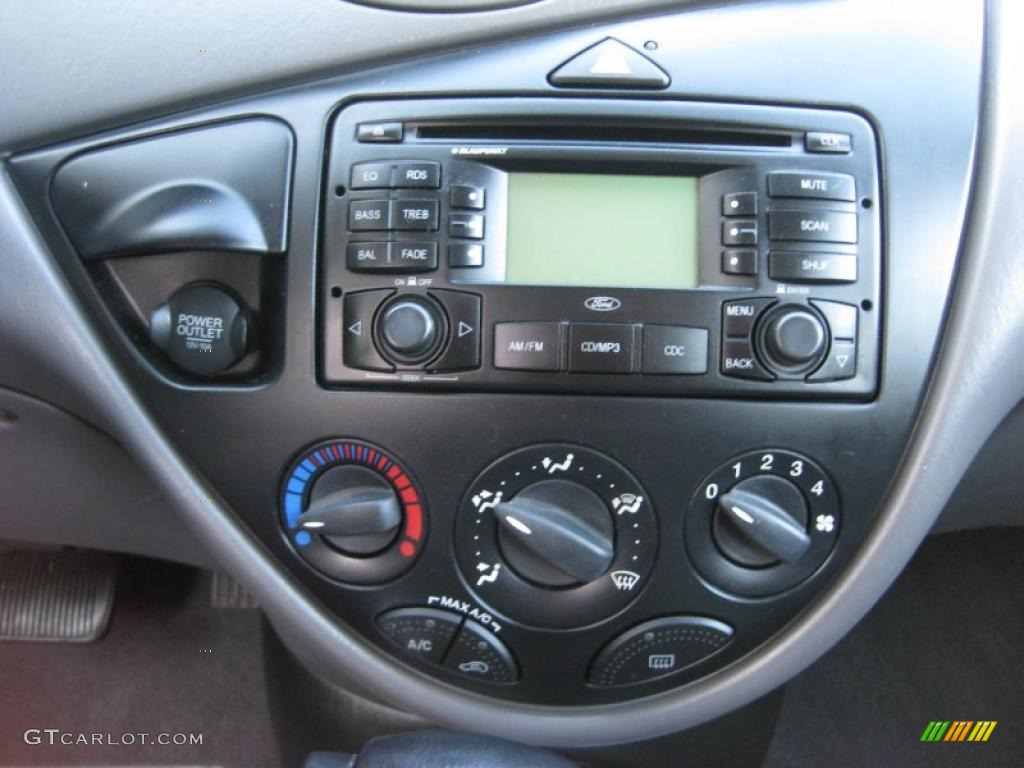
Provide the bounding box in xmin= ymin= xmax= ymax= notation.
xmin=505 ymin=172 xmax=699 ymax=289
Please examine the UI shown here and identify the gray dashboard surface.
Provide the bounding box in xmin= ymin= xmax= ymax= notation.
xmin=0 ymin=0 xmax=1020 ymax=750
xmin=0 ymin=0 xmax=686 ymax=152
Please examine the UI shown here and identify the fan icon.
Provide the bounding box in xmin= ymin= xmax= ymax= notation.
xmin=814 ymin=514 xmax=835 ymax=533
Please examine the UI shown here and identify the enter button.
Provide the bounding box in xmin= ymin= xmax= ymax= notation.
xmin=642 ymin=325 xmax=709 ymax=375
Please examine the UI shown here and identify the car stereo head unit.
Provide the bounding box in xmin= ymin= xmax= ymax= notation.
xmin=321 ymin=98 xmax=880 ymax=398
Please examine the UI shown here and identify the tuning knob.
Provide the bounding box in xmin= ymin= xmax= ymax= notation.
xmin=297 ymin=465 xmax=402 ymax=555
xmin=494 ymin=479 xmax=614 ymax=587
xmin=713 ymin=475 xmax=810 ymax=567
xmin=758 ymin=306 xmax=827 ymax=372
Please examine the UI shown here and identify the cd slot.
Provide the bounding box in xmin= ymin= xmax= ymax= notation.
xmin=415 ymin=121 xmax=792 ymax=149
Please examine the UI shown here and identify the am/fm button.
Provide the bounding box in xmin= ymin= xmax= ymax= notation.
xmin=494 ymin=323 xmax=562 ymax=372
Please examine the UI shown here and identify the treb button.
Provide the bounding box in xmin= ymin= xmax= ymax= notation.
xmin=392 ymin=199 xmax=439 ymax=231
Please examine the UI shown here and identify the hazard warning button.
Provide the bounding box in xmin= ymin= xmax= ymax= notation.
xmin=548 ymin=38 xmax=670 ymax=89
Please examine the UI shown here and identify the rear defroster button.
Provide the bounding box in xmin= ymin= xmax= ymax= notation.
xmin=589 ymin=616 xmax=733 ymax=686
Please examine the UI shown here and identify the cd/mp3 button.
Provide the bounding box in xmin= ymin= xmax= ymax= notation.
xmin=569 ymin=324 xmax=635 ymax=374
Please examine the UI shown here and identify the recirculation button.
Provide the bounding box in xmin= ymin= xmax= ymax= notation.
xmin=588 ymin=616 xmax=733 ymax=687
xmin=443 ymin=618 xmax=519 ymax=684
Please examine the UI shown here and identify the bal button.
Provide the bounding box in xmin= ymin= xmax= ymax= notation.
xmin=376 ymin=296 xmax=445 ymax=365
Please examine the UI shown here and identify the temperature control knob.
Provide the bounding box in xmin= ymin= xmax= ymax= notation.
xmin=495 ymin=479 xmax=614 ymax=587
xmin=280 ymin=440 xmax=427 ymax=584
xmin=297 ymin=465 xmax=402 ymax=556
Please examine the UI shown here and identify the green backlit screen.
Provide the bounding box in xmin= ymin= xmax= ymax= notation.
xmin=505 ymin=172 xmax=699 ymax=289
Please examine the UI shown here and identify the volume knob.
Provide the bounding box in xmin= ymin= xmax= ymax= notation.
xmin=375 ymin=296 xmax=445 ymax=365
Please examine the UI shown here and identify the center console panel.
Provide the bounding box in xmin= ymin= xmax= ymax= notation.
xmin=8 ymin=0 xmax=979 ymax=728
xmin=322 ymin=99 xmax=880 ymax=397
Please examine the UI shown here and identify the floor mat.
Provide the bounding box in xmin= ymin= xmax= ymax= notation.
xmin=0 ymin=556 xmax=277 ymax=767
xmin=764 ymin=527 xmax=1024 ymax=768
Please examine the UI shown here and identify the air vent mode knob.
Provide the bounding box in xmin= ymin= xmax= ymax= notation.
xmin=494 ymin=479 xmax=615 ymax=588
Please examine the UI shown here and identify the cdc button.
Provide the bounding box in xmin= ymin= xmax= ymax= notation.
xmin=642 ymin=325 xmax=709 ymax=375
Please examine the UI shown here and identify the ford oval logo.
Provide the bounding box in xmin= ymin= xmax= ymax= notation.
xmin=584 ymin=296 xmax=621 ymax=312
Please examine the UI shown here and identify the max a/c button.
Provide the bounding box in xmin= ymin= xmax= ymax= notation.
xmin=494 ymin=323 xmax=561 ymax=371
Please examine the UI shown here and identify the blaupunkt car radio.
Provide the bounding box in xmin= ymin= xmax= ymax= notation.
xmin=321 ymin=98 xmax=880 ymax=398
